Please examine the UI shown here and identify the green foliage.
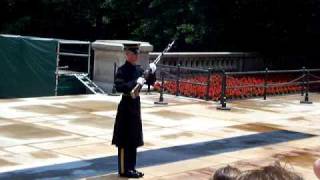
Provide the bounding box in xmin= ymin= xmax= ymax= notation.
xmin=0 ymin=0 xmax=318 ymax=53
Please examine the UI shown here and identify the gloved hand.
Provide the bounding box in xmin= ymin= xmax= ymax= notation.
xmin=149 ymin=63 xmax=157 ymax=73
xmin=136 ymin=77 xmax=146 ymax=85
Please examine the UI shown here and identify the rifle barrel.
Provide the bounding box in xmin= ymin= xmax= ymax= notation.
xmin=153 ymin=40 xmax=175 ymax=64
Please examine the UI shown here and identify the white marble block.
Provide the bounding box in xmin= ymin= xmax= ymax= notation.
xmin=92 ymin=40 xmax=153 ymax=93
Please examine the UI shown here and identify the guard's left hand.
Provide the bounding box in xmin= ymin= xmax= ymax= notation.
xmin=149 ymin=63 xmax=157 ymax=73
xmin=136 ymin=77 xmax=146 ymax=85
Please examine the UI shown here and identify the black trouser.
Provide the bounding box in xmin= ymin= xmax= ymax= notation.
xmin=118 ymin=147 xmax=137 ymax=174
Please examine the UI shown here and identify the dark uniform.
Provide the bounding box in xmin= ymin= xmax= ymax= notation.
xmin=112 ymin=60 xmax=156 ymax=176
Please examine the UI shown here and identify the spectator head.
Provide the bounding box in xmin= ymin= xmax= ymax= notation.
xmin=212 ymin=165 xmax=241 ymax=180
xmin=314 ymin=159 xmax=320 ymax=179
xmin=236 ymin=162 xmax=303 ymax=180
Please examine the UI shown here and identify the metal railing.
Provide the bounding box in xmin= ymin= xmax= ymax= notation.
xmin=217 ymin=67 xmax=320 ymax=110
xmin=156 ymin=64 xmax=216 ymax=101
xmin=154 ymin=64 xmax=320 ymax=109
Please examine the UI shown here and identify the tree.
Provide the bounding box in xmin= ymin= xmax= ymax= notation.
xmin=0 ymin=0 xmax=319 ymax=54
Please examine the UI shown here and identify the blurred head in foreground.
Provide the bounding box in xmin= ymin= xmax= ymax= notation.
xmin=236 ymin=162 xmax=303 ymax=180
xmin=212 ymin=165 xmax=241 ymax=180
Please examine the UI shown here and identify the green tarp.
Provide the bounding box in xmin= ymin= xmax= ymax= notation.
xmin=0 ymin=34 xmax=92 ymax=98
xmin=58 ymin=76 xmax=86 ymax=96
xmin=0 ymin=35 xmax=58 ymax=98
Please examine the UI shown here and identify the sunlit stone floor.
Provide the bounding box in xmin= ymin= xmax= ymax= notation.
xmin=0 ymin=93 xmax=319 ymax=179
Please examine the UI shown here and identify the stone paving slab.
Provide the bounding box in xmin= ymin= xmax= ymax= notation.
xmin=0 ymin=93 xmax=319 ymax=179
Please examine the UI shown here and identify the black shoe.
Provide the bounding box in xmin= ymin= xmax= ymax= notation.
xmin=119 ymin=170 xmax=143 ymax=178
xmin=133 ymin=169 xmax=144 ymax=177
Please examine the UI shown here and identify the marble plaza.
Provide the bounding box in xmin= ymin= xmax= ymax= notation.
xmin=0 ymin=93 xmax=319 ymax=179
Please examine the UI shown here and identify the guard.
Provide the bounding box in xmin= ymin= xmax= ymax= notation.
xmin=112 ymin=43 xmax=156 ymax=178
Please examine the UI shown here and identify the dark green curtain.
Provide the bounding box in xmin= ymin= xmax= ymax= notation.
xmin=0 ymin=35 xmax=57 ymax=98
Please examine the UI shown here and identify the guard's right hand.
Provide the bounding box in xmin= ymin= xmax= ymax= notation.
xmin=149 ymin=63 xmax=157 ymax=73
xmin=136 ymin=77 xmax=146 ymax=85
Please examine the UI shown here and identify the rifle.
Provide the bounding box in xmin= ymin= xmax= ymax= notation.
xmin=130 ymin=40 xmax=176 ymax=99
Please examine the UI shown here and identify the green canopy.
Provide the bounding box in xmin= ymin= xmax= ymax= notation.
xmin=0 ymin=34 xmax=85 ymax=98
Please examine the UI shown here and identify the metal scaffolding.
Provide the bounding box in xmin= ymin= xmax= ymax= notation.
xmin=55 ymin=40 xmax=105 ymax=95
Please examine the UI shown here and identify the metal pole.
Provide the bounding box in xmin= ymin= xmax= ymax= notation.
xmin=87 ymin=43 xmax=91 ymax=75
xmin=160 ymin=75 xmax=165 ymax=102
xmin=300 ymin=68 xmax=312 ymax=104
xmin=217 ymin=70 xmax=231 ymax=110
xmin=205 ymin=68 xmax=212 ymax=101
xmin=55 ymin=42 xmax=61 ymax=96
xmin=146 ymin=84 xmax=151 ymax=95
xmin=176 ymin=64 xmax=180 ymax=96
xmin=108 ymin=62 xmax=120 ymax=96
xmin=301 ymin=67 xmax=305 ymax=96
xmin=263 ymin=67 xmax=268 ymax=100
xmin=154 ymin=71 xmax=168 ymax=105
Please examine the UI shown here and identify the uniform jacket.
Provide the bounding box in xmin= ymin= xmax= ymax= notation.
xmin=112 ymin=61 xmax=156 ymax=147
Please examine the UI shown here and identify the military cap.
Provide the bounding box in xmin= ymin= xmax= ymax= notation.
xmin=124 ymin=43 xmax=140 ymax=54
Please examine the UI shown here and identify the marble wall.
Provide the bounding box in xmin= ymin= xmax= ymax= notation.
xmin=92 ymin=40 xmax=153 ymax=93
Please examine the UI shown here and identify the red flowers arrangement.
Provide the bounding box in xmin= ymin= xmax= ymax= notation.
xmin=154 ymin=74 xmax=302 ymax=101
